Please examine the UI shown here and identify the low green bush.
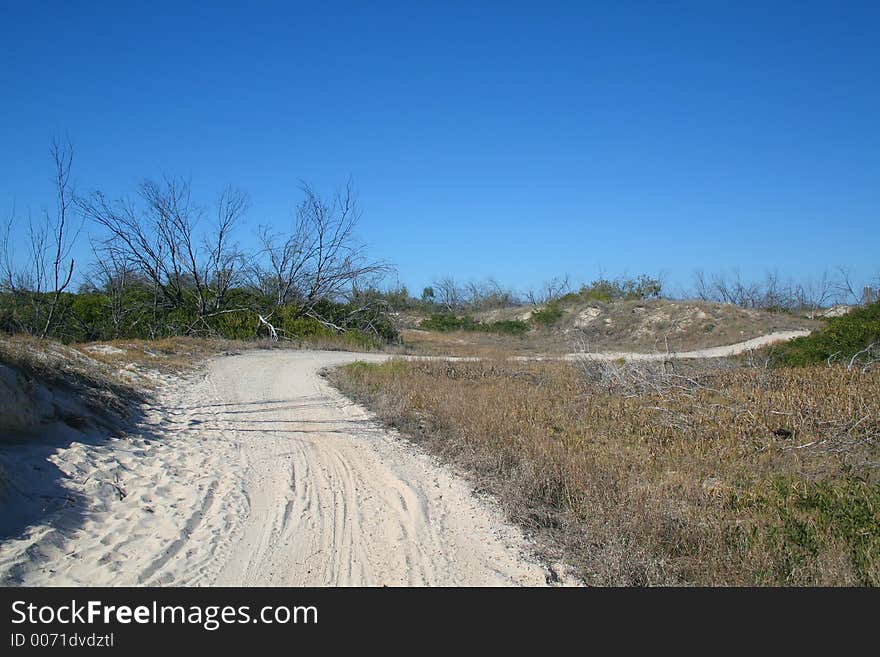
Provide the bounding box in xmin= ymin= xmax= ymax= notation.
xmin=419 ymin=313 xmax=528 ymax=335
xmin=419 ymin=313 xmax=478 ymax=332
xmin=578 ymin=274 xmax=662 ymax=302
xmin=775 ymin=301 xmax=880 ymax=366
xmin=488 ymin=319 xmax=530 ymax=335
xmin=530 ymin=301 xmax=564 ymax=325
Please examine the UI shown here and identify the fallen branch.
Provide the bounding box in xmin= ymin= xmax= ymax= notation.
xmin=258 ymin=314 xmax=279 ymax=341
xmin=848 ymin=342 xmax=877 ymax=371
xmin=305 ymin=310 xmax=346 ymax=334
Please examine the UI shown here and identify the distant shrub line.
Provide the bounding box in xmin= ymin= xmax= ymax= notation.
xmin=568 ymin=275 xmax=663 ymax=304
xmin=419 ymin=313 xmax=529 ymax=335
xmin=0 ymin=288 xmax=397 ymax=348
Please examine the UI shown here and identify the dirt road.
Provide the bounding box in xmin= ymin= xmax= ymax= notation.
xmin=0 ymin=351 xmax=556 ymax=586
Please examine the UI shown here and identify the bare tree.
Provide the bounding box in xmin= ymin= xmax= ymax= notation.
xmin=298 ymin=181 xmax=389 ymax=311
xmin=252 ymin=180 xmax=391 ymax=329
xmin=1 ymin=209 xmax=16 ymax=292
xmin=80 ymin=177 xmax=249 ymax=333
xmin=38 ymin=138 xmax=80 ymax=338
xmin=692 ymin=269 xmax=824 ymax=311
xmin=86 ymin=236 xmax=151 ymax=339
xmin=693 ymin=269 xmax=711 ymax=301
xmin=835 ymin=266 xmax=864 ymax=306
xmin=255 ymin=213 xmax=312 ymax=308
xmin=795 ymin=271 xmax=834 ymax=317
xmin=527 ymin=274 xmax=571 ymax=305
xmin=0 ymin=140 xmax=80 ymax=337
xmin=431 ymin=277 xmax=461 ymax=311
xmin=206 ymin=185 xmax=249 ymax=312
xmin=464 ymin=280 xmax=484 ymax=307
xmin=458 ymin=278 xmax=515 ymax=309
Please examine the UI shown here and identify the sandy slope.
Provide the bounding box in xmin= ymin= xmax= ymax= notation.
xmin=0 ymin=351 xmax=557 ymax=586
xmin=0 ymin=330 xmax=808 ymax=587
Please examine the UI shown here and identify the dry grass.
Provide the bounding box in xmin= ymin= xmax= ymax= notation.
xmin=0 ymin=336 xmax=145 ymax=437
xmin=76 ymin=336 xmax=273 ymax=373
xmin=330 ymin=357 xmax=880 ymax=586
xmin=0 ymin=335 xmax=139 ymax=398
xmin=399 ymin=329 xmax=539 ymax=358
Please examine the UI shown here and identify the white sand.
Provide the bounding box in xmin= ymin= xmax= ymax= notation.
xmin=0 ymin=350 xmax=560 ymax=586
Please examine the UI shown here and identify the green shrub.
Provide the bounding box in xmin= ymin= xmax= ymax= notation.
xmin=420 ymin=313 xmax=478 ymax=332
xmin=419 ymin=313 xmax=528 ymax=335
xmin=557 ymin=291 xmax=582 ymax=305
xmin=734 ymin=476 xmax=880 ymax=585
xmin=209 ymin=310 xmax=257 ymax=340
xmin=70 ymin=293 xmax=108 ymax=338
xmin=336 ymin=330 xmax=384 ymax=350
xmin=580 ymin=280 xmax=616 ymax=303
xmin=530 ymin=301 xmax=564 ymax=325
xmin=577 ymin=274 xmax=662 ymax=302
xmin=775 ymin=301 xmax=880 ymax=366
xmin=487 ymin=319 xmax=529 ymax=335
xmin=280 ymin=315 xmax=335 ymax=339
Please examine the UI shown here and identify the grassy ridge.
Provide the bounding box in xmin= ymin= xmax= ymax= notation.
xmin=331 ymin=358 xmax=880 ymax=585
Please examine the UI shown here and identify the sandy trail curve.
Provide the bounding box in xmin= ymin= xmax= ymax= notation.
xmin=0 ymin=330 xmax=808 ymax=586
xmin=0 ymin=351 xmax=555 ymax=586
xmin=562 ymin=330 xmax=811 ymax=361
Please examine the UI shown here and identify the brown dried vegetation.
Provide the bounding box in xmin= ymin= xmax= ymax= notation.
xmin=331 ymin=358 xmax=880 ymax=585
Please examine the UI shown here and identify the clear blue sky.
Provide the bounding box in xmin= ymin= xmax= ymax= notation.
xmin=2 ymin=1 xmax=878 ymax=296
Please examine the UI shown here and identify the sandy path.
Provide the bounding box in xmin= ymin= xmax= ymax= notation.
xmin=562 ymin=330 xmax=810 ymax=361
xmin=0 ymin=351 xmax=555 ymax=586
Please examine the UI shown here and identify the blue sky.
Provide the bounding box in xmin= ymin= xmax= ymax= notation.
xmin=1 ymin=1 xmax=878 ymax=296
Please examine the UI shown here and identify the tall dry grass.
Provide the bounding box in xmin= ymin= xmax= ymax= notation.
xmin=330 ymin=358 xmax=880 ymax=585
